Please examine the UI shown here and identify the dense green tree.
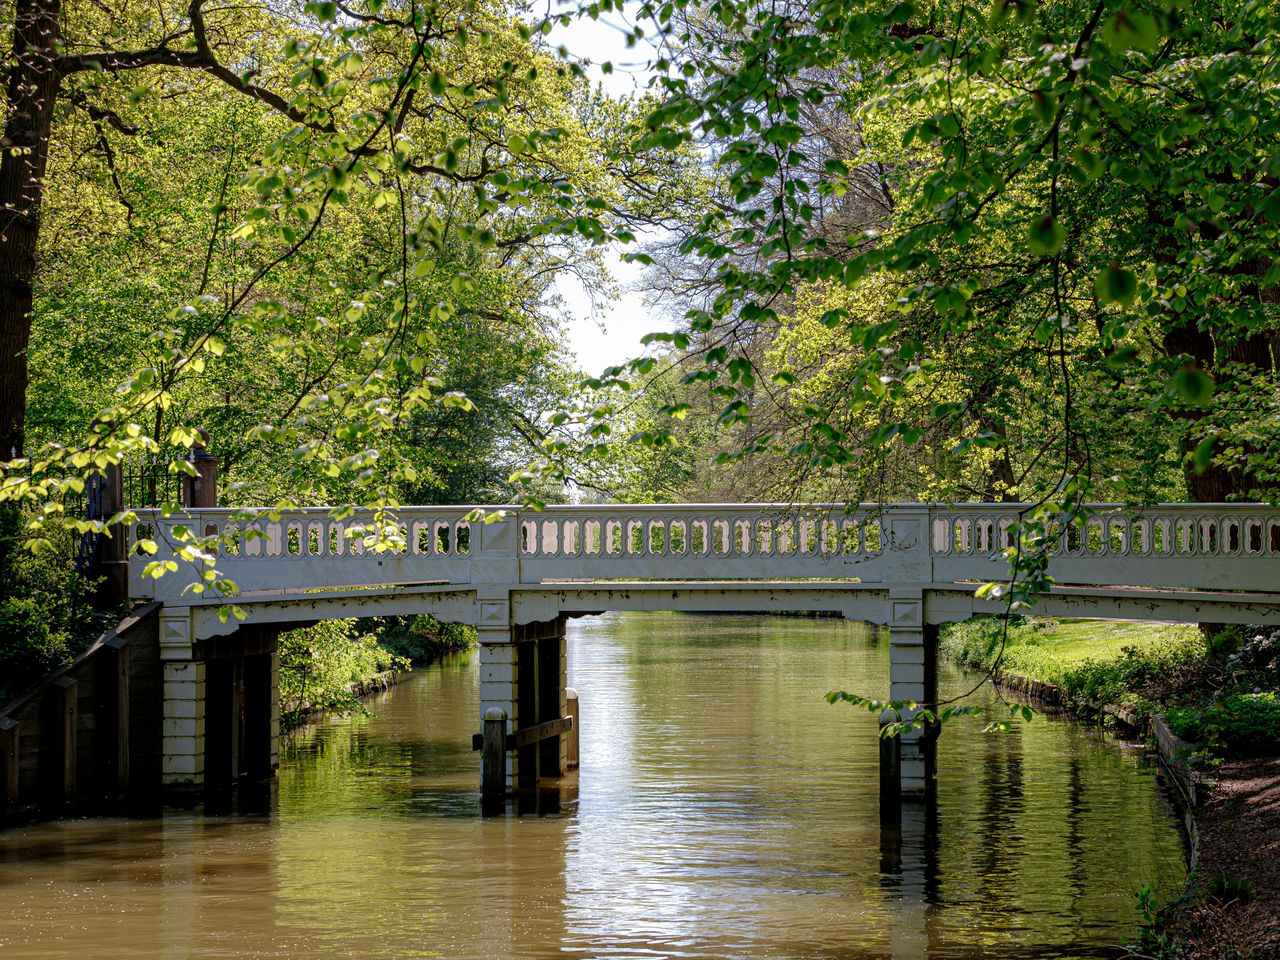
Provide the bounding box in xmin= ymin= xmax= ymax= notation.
xmin=546 ymin=0 xmax=1279 ymax=519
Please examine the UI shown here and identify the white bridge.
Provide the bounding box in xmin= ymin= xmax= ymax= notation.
xmin=132 ymin=503 xmax=1280 ymax=801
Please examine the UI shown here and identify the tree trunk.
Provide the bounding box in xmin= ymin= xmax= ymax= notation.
xmin=0 ymin=0 xmax=62 ymax=462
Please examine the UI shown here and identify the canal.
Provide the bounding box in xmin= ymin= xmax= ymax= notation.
xmin=0 ymin=612 xmax=1185 ymax=958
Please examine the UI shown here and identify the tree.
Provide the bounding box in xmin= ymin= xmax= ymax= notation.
xmin=2 ymin=0 xmax=667 ymax=571
xmin=538 ymin=0 xmax=1279 ymax=518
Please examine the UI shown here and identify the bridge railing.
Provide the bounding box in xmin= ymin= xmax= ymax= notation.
xmin=128 ymin=505 xmax=482 ymax=598
xmin=930 ymin=504 xmax=1280 ymax=593
xmin=516 ymin=504 xmax=885 ymax=582
xmin=128 ymin=503 xmax=1280 ymax=602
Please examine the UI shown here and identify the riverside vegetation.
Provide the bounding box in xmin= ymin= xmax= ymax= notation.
xmin=943 ymin=616 xmax=1280 ymax=959
xmin=279 ymin=615 xmax=476 ymax=728
xmin=940 ymin=618 xmax=1280 ymax=763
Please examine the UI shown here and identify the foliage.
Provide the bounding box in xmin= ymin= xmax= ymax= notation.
xmin=598 ymin=0 xmax=1280 ymax=498
xmin=824 ymin=688 xmax=1032 ymax=738
xmin=941 ymin=615 xmax=1214 ymax=721
xmin=277 ymin=618 xmax=408 ymax=728
xmin=1222 ymin=629 xmax=1280 ymax=692
xmin=377 ymin=614 xmax=475 ymax=663
xmin=943 ymin=617 xmax=1280 ymax=759
xmin=1164 ymin=694 xmax=1280 ymax=759
xmin=941 ymin=616 xmax=1205 ymax=702
xmin=0 ymin=515 xmax=109 ymax=702
xmin=2 ymin=0 xmax=691 ymax=598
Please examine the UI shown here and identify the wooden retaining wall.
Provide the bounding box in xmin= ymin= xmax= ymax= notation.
xmin=0 ymin=602 xmax=163 ymax=824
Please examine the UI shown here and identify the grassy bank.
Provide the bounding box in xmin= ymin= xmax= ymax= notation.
xmin=940 ymin=617 xmax=1203 ymax=718
xmin=941 ymin=618 xmax=1280 ymax=755
xmin=279 ymin=614 xmax=475 ymax=729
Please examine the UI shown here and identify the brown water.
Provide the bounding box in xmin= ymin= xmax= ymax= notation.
xmin=0 ymin=612 xmax=1185 ymax=959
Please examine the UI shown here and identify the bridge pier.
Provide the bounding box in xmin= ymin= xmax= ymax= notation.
xmin=883 ymin=594 xmax=939 ymax=801
xmin=159 ymin=610 xmax=279 ymax=808
xmin=477 ymin=601 xmax=568 ymax=800
xmin=160 ymin=611 xmax=205 ymax=804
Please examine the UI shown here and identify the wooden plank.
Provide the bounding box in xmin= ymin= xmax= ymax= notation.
xmin=472 ymin=716 xmax=574 ymax=752
xmin=45 ymin=676 xmax=77 ymax=803
xmin=509 ymin=717 xmax=571 ymax=751
xmin=104 ymin=642 xmax=130 ymax=794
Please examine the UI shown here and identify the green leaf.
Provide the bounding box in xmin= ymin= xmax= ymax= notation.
xmin=1101 ymin=10 xmax=1160 ymax=51
xmin=306 ymin=0 xmax=337 ymax=21
xmin=1171 ymin=367 xmax=1214 ymax=407
xmin=1261 ymin=188 xmax=1280 ymax=225
xmin=1094 ymin=265 xmax=1137 ymax=306
xmin=441 ymin=391 xmax=475 ymax=411
xmin=1028 ymin=214 xmax=1065 ymax=256
xmin=1192 ymin=436 xmax=1216 ymax=474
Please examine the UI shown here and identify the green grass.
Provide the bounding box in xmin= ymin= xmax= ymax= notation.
xmin=940 ymin=617 xmax=1205 ymax=705
xmin=943 ymin=619 xmax=1280 ymax=761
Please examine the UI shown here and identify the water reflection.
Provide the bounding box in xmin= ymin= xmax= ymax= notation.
xmin=0 ymin=612 xmax=1183 ymax=959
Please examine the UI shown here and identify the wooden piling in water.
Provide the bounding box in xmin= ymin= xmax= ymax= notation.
xmin=565 ymin=688 xmax=579 ymax=770
xmin=481 ymin=707 xmax=507 ymax=802
xmin=0 ymin=718 xmax=18 ymax=813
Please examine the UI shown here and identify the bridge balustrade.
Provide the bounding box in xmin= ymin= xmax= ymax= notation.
xmin=516 ymin=505 xmax=884 ymax=582
xmin=129 ymin=503 xmax=1280 ymax=602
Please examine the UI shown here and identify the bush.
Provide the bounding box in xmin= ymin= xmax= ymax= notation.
xmin=1223 ymin=629 xmax=1280 ymax=692
xmin=278 ymin=619 xmax=408 ymax=727
xmin=1058 ymin=639 xmax=1207 ymax=706
xmin=0 ymin=518 xmax=105 ymax=703
xmin=1164 ymin=693 xmax=1280 ymax=758
xmin=378 ymin=614 xmax=476 ymax=663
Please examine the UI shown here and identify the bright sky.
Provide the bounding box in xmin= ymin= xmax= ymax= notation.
xmin=545 ymin=4 xmax=664 ymax=376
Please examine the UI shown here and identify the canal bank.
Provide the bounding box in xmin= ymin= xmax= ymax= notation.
xmin=940 ymin=618 xmax=1280 ymax=959
xmin=279 ymin=615 xmax=475 ymax=729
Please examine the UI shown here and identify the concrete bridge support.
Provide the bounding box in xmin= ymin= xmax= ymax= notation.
xmin=159 ymin=610 xmax=279 ymax=807
xmin=477 ymin=601 xmax=568 ymax=797
xmin=883 ymin=590 xmax=939 ymax=800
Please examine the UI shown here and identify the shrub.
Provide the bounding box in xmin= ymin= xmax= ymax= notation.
xmin=0 ymin=519 xmax=105 ymax=702
xmin=378 ymin=614 xmax=476 ymax=663
xmin=1164 ymin=693 xmax=1280 ymax=758
xmin=278 ymin=619 xmax=408 ymax=727
xmin=1058 ymin=639 xmax=1207 ymax=705
xmin=1223 ymin=629 xmax=1280 ymax=692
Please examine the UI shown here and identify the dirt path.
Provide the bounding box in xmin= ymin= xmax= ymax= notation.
xmin=1167 ymin=757 xmax=1280 ymax=959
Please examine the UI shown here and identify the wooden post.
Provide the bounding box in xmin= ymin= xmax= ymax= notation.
xmin=46 ymin=676 xmax=77 ymax=804
xmin=536 ymin=631 xmax=565 ymax=778
xmin=0 ymin=717 xmax=18 ymax=812
xmin=481 ymin=707 xmax=508 ymax=806
xmin=879 ymin=723 xmax=901 ymax=820
xmin=105 ymin=638 xmax=130 ymax=796
xmin=97 ymin=460 xmax=129 ymax=604
xmin=565 ymin=688 xmax=580 ymax=770
xmin=183 ymin=428 xmax=219 ymax=509
xmin=243 ymin=651 xmax=274 ymax=782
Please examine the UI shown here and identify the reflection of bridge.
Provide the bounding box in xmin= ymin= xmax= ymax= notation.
xmin=125 ymin=503 xmax=1280 ymax=806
